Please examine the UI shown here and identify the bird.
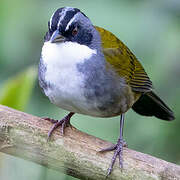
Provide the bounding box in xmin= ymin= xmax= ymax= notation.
xmin=38 ymin=7 xmax=175 ymax=176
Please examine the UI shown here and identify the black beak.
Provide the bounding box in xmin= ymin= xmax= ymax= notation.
xmin=50 ymin=30 xmax=66 ymax=43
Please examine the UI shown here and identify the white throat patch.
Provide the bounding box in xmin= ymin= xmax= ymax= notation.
xmin=42 ymin=41 xmax=96 ymax=66
xmin=41 ymin=41 xmax=97 ymax=112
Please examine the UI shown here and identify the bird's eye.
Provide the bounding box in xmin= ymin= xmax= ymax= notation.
xmin=72 ymin=27 xmax=78 ymax=36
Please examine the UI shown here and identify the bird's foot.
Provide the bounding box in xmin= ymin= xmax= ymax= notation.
xmin=43 ymin=117 xmax=58 ymax=124
xmin=43 ymin=112 xmax=74 ymax=140
xmin=99 ymin=138 xmax=127 ymax=176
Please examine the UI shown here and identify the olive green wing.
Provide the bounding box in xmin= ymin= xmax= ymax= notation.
xmin=95 ymin=26 xmax=152 ymax=92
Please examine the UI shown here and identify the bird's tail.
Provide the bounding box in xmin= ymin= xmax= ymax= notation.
xmin=132 ymin=91 xmax=175 ymax=121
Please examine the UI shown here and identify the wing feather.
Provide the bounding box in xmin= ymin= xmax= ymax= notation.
xmin=95 ymin=26 xmax=152 ymax=92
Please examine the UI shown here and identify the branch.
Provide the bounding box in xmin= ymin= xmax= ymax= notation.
xmin=0 ymin=105 xmax=179 ymax=180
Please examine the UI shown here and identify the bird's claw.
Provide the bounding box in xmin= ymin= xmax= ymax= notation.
xmin=100 ymin=138 xmax=127 ymax=176
xmin=43 ymin=117 xmax=58 ymax=124
xmin=99 ymin=139 xmax=127 ymax=152
xmin=42 ymin=113 xmax=74 ymax=141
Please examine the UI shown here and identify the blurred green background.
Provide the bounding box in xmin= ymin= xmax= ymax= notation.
xmin=0 ymin=0 xmax=180 ymax=179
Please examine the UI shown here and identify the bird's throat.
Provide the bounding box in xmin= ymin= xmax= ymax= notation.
xmin=42 ymin=41 xmax=97 ymax=67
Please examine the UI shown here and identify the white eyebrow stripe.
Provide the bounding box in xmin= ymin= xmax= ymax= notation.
xmin=57 ymin=7 xmax=74 ymax=29
xmin=49 ymin=11 xmax=56 ymax=30
xmin=65 ymin=13 xmax=79 ymax=31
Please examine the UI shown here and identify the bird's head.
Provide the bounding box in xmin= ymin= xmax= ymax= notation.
xmin=45 ymin=7 xmax=100 ymax=48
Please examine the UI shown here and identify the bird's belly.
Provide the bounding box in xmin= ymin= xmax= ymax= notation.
xmin=44 ymin=68 xmax=133 ymax=117
xmin=47 ymin=86 xmax=130 ymax=117
xmin=44 ymin=65 xmax=89 ymax=113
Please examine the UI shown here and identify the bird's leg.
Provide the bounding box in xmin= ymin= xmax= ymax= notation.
xmin=43 ymin=112 xmax=75 ymax=139
xmin=99 ymin=114 xmax=126 ymax=176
